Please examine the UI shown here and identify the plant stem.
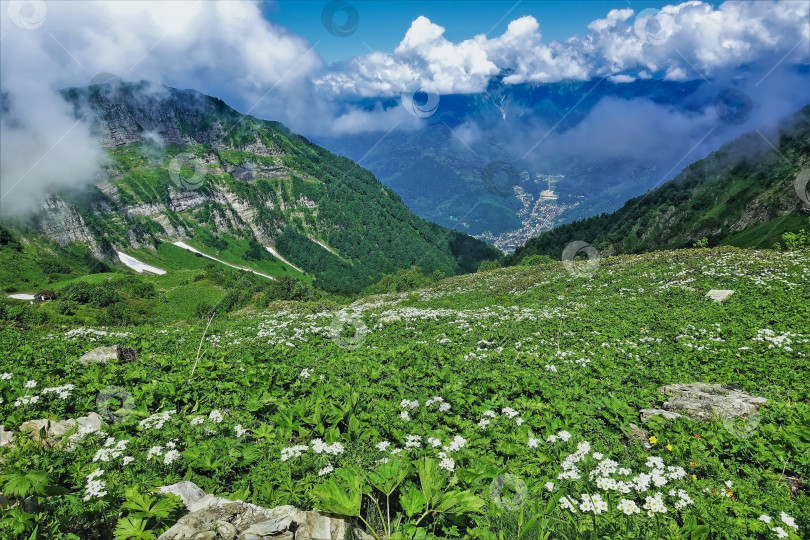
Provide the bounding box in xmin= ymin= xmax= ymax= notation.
xmin=189 ymin=311 xmax=215 ymax=380
xmin=413 ymin=509 xmax=433 ymax=528
xmin=366 ymin=494 xmax=388 ymax=538
xmin=357 ymin=515 xmax=384 ymax=540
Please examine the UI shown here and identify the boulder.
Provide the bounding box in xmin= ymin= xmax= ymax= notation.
xmin=705 ymin=289 xmax=734 ymax=302
xmin=157 ymin=482 xmax=373 ymax=540
xmin=640 ymin=383 xmax=766 ymax=423
xmin=1 ymin=425 xmax=14 ymax=447
xmin=19 ymin=412 xmax=103 ymax=448
xmin=78 ymin=345 xmax=138 ymax=365
xmin=639 ymin=409 xmax=683 ymax=422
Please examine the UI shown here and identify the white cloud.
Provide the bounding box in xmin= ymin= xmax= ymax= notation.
xmin=317 ymin=1 xmax=810 ymax=96
xmin=0 ymin=0 xmax=324 ymax=211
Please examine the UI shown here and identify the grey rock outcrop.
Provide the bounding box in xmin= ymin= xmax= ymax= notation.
xmin=18 ymin=412 xmax=103 ymax=449
xmin=79 ymin=345 xmax=139 ymax=365
xmin=0 ymin=425 xmax=13 ymax=447
xmin=157 ymin=481 xmax=373 ymax=540
xmin=705 ymin=289 xmax=734 ymax=302
xmin=640 ymin=382 xmax=766 ymax=423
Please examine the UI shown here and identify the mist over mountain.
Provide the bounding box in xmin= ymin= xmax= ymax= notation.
xmin=316 ymin=69 xmax=810 ymax=250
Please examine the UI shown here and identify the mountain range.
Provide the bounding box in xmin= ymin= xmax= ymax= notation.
xmin=316 ymin=75 xmax=807 ymax=251
xmin=1 ymin=81 xmax=500 ymax=294
xmin=506 ymin=105 xmax=810 ymax=264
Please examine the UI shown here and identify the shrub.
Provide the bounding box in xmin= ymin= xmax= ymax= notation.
xmin=775 ymin=225 xmax=809 ymax=252
xmin=519 ymin=254 xmax=555 ymax=266
xmin=56 ymin=300 xmax=78 ymax=316
xmin=477 ymin=259 xmax=502 ymax=272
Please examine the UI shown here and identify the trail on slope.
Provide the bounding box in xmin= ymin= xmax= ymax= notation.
xmin=172 ymin=241 xmax=275 ymax=281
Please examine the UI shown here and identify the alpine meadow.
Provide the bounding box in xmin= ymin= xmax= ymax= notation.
xmin=0 ymin=2 xmax=808 ymax=540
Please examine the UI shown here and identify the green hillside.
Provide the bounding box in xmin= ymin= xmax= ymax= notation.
xmin=1 ymin=247 xmax=808 ymax=539
xmin=506 ymin=105 xmax=810 ymax=265
xmin=6 ymin=82 xmax=499 ymax=295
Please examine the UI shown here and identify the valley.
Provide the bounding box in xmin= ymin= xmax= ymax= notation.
xmin=1 ymin=1 xmax=809 ymax=538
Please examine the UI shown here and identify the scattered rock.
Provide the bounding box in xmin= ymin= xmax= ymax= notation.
xmin=78 ymin=344 xmax=138 ymax=365
xmin=639 ymin=382 xmax=766 ymax=423
xmin=639 ymin=409 xmax=684 ymax=422
xmin=626 ymin=422 xmax=650 ymax=443
xmin=157 ymin=482 xmax=373 ymax=540
xmin=0 ymin=425 xmax=13 ymax=447
xmin=19 ymin=412 xmax=103 ymax=449
xmin=783 ymin=474 xmax=806 ymax=498
xmin=706 ymin=289 xmax=734 ymax=302
xmin=34 ymin=289 xmax=56 ymax=302
xmin=158 ymin=481 xmax=207 ymax=508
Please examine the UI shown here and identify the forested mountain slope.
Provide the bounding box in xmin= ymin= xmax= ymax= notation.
xmin=506 ymin=105 xmax=810 ymax=264
xmin=5 ymin=81 xmax=500 ymax=293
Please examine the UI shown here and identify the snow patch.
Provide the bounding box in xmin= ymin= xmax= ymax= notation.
xmin=7 ymin=293 xmax=35 ymax=300
xmin=116 ymin=251 xmax=166 ymax=275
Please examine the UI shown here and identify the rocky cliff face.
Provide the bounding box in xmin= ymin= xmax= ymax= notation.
xmin=36 ymin=196 xmax=105 ymax=257
xmin=35 ymin=82 xmax=311 ymax=256
xmin=20 ymin=81 xmax=501 ymax=291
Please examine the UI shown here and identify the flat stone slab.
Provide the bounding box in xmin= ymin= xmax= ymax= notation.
xmin=639 ymin=409 xmax=683 ymax=422
xmin=706 ymin=289 xmax=734 ymax=302
xmin=641 ymin=382 xmax=766 ymax=423
xmin=157 ymin=481 xmax=373 ymax=540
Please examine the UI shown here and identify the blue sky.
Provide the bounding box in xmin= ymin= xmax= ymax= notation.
xmin=266 ymin=0 xmax=721 ymax=64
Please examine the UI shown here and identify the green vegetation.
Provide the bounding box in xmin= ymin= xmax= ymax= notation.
xmin=0 ymin=225 xmax=111 ymax=293
xmin=48 ymin=83 xmax=502 ymax=294
xmin=507 ymin=106 xmax=810 ymax=265
xmin=1 ymin=247 xmax=807 ymax=539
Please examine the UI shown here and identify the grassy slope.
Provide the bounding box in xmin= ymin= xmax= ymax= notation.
xmin=0 ymin=247 xmax=808 ymax=538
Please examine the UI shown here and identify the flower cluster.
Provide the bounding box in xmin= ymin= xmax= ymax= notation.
xmin=405 ymin=435 xmax=422 ymax=449
xmin=40 ymin=384 xmax=75 ymax=399
xmin=93 ymin=437 xmax=130 ymax=463
xmin=643 ymin=492 xmax=667 ymax=515
xmin=760 ymin=513 xmax=799 ymax=538
xmin=579 ymin=493 xmax=608 ymax=514
xmin=617 ymin=498 xmax=641 ymax=515
xmin=83 ymin=469 xmax=106 ymax=501
xmin=139 ymin=410 xmax=175 ymax=430
xmin=282 ymin=439 xmax=345 ymax=462
xmin=146 ymin=440 xmax=181 ymax=465
xmin=311 ymin=438 xmax=344 ymax=455
xmin=14 ymin=395 xmax=40 ymax=407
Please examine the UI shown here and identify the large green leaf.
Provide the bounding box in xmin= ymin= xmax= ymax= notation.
xmin=0 ymin=470 xmax=50 ymax=498
xmin=366 ymin=458 xmax=408 ymax=496
xmin=114 ymin=516 xmax=157 ymax=540
xmin=400 ymin=484 xmax=426 ymax=517
xmin=415 ymin=458 xmax=444 ymax=507
xmin=311 ymin=467 xmax=362 ymax=517
xmin=435 ymin=490 xmax=485 ymax=514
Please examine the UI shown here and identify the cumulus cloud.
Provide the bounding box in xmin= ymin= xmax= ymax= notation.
xmin=316 ymin=0 xmax=809 ymax=95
